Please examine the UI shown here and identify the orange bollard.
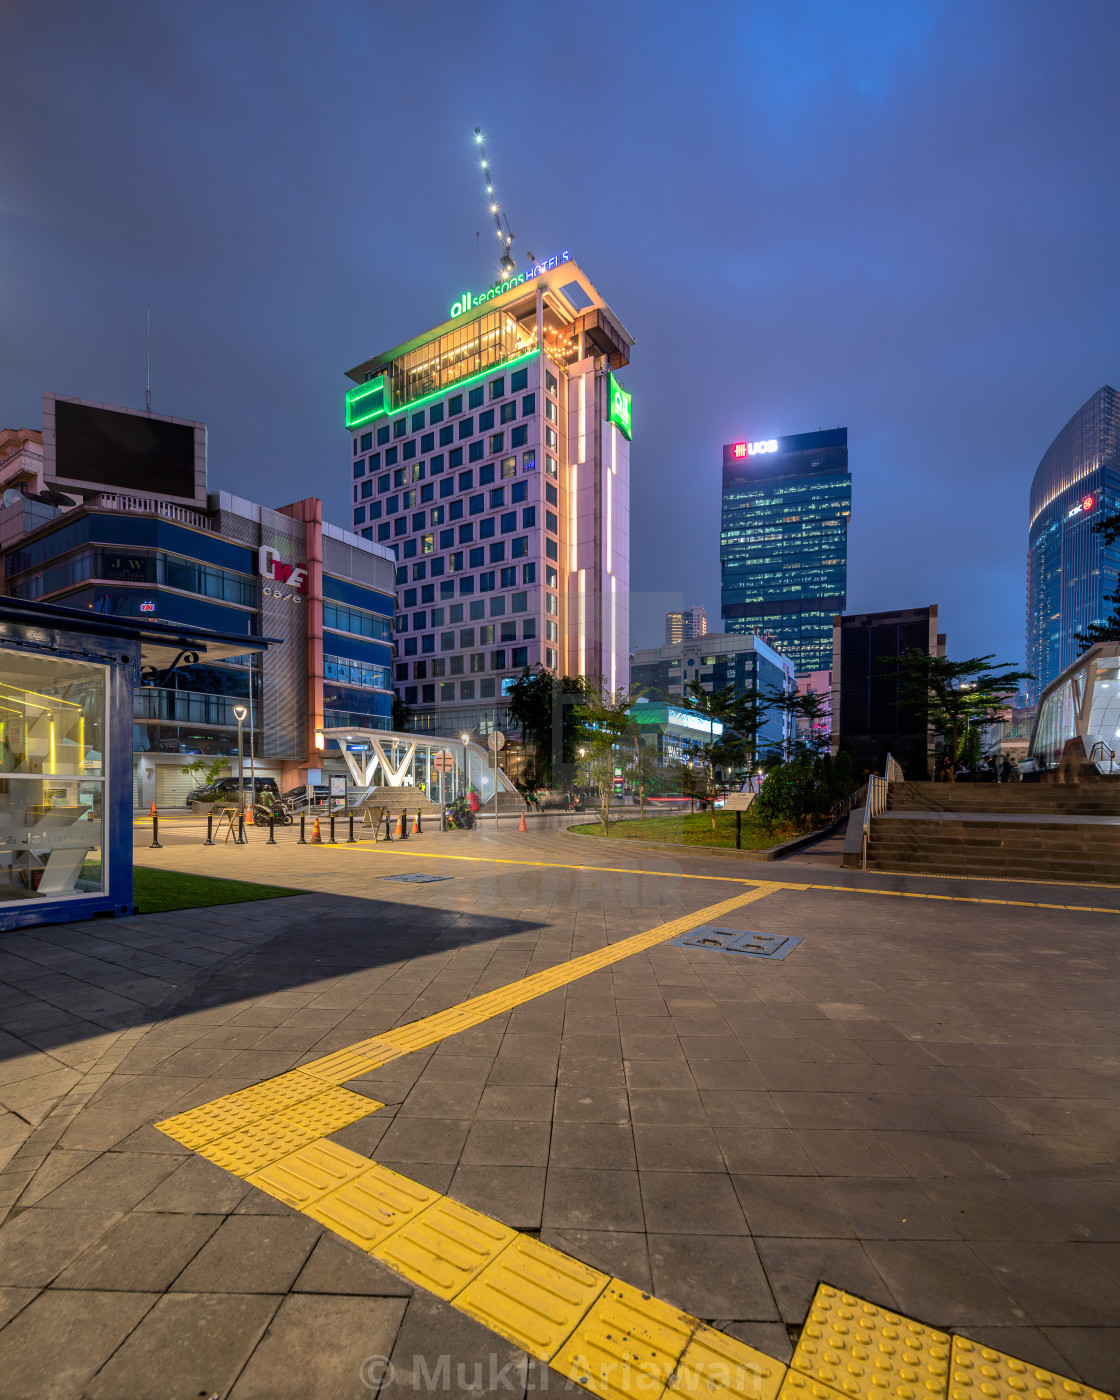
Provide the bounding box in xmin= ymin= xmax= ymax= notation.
xmin=519 ymin=811 xmax=527 ymax=832
xmin=149 ymin=801 xmax=156 ymax=817
xmin=412 ymin=811 xmax=421 ymax=835
xmin=394 ymin=811 xmax=403 ymax=838
xmin=311 ymin=816 xmax=322 ymax=844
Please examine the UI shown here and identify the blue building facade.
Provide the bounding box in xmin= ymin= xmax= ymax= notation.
xmin=1026 ymin=387 xmax=1120 ymax=707
xmin=720 ymin=429 xmax=851 ymax=674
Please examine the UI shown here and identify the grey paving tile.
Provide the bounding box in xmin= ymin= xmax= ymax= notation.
xmin=627 ymin=1088 xmax=707 ymax=1125
xmin=648 ymin=1233 xmax=780 ymax=1321
xmin=715 ymin=1127 xmax=817 ymax=1176
xmin=0 ymin=1208 xmax=121 ymax=1286
xmin=133 ymin=1152 xmax=254 ymax=1214
xmin=382 ymin=1290 xmax=528 ymax=1400
xmin=0 ymin=1288 xmax=157 ymax=1400
xmin=171 ymin=1213 xmax=322 ymax=1293
xmin=542 ymin=1168 xmax=644 ymax=1232
xmin=1041 ymin=1328 xmax=1120 ymax=1392
xmin=398 ymin=1080 xmax=485 ymax=1118
xmin=54 ymin=1212 xmax=220 ymax=1290
xmin=973 ymin=1241 xmax=1120 ymax=1326
xmin=375 ymin=1116 xmax=472 ymax=1164
xmin=1012 ymin=1179 xmax=1120 ymax=1241
xmin=640 ymin=1171 xmax=748 ymax=1235
xmin=754 ymin=1238 xmax=899 ymax=1323
xmin=918 ymin=1179 xmax=1063 ymax=1242
xmin=474 ymin=1084 xmax=555 ymax=1121
xmin=699 ymin=1091 xmax=786 ymax=1128
xmin=623 ymin=1059 xmax=696 ymax=1090
xmin=632 ymin=1124 xmax=724 ymax=1173
xmin=84 ymin=1292 xmax=280 ymax=1400
xmin=553 ymin=1085 xmax=629 ymax=1122
xmin=795 ymin=1130 xmax=904 ymax=1178
xmin=540 ymin=1227 xmax=652 ymax=1292
xmin=688 ymin=1060 xmax=764 ymax=1091
xmin=0 ymin=1287 xmax=38 ymax=1331
xmin=863 ymin=1240 xmax=1028 ymax=1326
xmin=460 ymin=1119 xmax=551 ymax=1167
xmin=486 ymin=1052 xmax=558 ymax=1086
xmin=448 ymin=1165 xmax=546 ymax=1230
xmin=31 ymin=1149 xmax=184 ymax=1210
xmin=620 ymin=1034 xmax=684 ymax=1061
xmin=734 ymin=1175 xmax=856 ymax=1239
xmin=824 ymin=1178 xmax=957 ymax=1240
xmin=292 ymin=1236 xmax=414 ymax=1296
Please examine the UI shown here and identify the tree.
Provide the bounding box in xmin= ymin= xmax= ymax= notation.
xmin=891 ymin=650 xmax=1032 ymax=766
xmin=573 ymin=682 xmax=639 ymax=834
xmin=180 ymin=755 xmax=228 ymax=791
xmin=622 ymin=734 xmax=661 ymax=818
xmin=683 ymin=681 xmax=744 ymax=827
xmin=765 ymin=685 xmax=829 ymax=762
xmin=506 ymin=667 xmax=591 ymax=786
xmin=391 ymin=691 xmax=414 ymax=731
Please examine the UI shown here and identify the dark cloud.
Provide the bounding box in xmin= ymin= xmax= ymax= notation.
xmin=2 ymin=0 xmax=1117 ymax=664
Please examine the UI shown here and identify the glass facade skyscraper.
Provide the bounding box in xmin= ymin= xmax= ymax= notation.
xmin=1026 ymin=386 xmax=1120 ymax=706
xmin=720 ymin=428 xmax=850 ymax=673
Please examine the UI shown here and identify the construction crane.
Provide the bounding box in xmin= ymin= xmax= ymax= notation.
xmin=474 ymin=127 xmax=522 ymax=280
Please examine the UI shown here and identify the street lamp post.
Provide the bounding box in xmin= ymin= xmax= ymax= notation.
xmin=461 ymin=734 xmax=470 ymax=805
xmin=233 ymin=705 xmax=248 ymax=809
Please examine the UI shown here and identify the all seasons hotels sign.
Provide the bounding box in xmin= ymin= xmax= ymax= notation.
xmin=449 ymin=250 xmax=572 ymax=318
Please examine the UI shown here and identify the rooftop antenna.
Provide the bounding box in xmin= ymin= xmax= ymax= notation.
xmin=473 ymin=128 xmax=517 ymax=280
xmin=145 ymin=306 xmax=151 ymax=413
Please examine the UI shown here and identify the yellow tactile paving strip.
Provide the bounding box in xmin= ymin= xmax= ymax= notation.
xmin=154 ymin=885 xmax=1115 ymax=1400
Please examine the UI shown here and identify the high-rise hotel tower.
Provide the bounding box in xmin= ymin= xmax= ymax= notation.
xmin=343 ymin=252 xmax=634 ymax=736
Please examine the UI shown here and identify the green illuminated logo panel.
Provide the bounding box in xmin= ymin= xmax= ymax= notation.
xmin=345 ymin=375 xmax=387 ymax=430
xmin=607 ymin=372 xmax=632 ymax=440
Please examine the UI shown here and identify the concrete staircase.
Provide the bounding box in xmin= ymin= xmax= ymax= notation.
xmin=865 ymin=782 xmax=1120 ymax=883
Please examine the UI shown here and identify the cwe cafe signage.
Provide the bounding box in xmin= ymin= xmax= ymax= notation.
xmin=449 ymin=249 xmax=571 ymax=318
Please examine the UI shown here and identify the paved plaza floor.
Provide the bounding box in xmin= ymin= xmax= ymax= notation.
xmin=0 ymin=820 xmax=1117 ymax=1398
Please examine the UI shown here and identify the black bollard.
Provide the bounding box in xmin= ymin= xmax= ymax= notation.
xmin=329 ymin=812 xmax=336 ymax=844
xmin=204 ymin=812 xmax=214 ymax=846
xmin=401 ymin=808 xmax=409 ymax=841
xmin=238 ymin=811 xmax=246 ymax=845
xmin=150 ymin=812 xmax=162 ymax=849
xmin=298 ymin=813 xmax=306 ymax=845
xmin=347 ymin=811 xmax=355 ymax=844
xmin=267 ymin=813 xmax=276 ymax=846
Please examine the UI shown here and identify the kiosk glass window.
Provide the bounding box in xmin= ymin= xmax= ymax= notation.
xmin=0 ymin=649 xmax=106 ymax=904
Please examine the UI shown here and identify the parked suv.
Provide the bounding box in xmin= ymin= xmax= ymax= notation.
xmin=189 ymin=776 xmax=280 ymax=805
xmin=283 ymin=783 xmax=330 ymax=807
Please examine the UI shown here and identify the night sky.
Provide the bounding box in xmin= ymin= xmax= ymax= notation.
xmin=3 ymin=1 xmax=1119 ymax=667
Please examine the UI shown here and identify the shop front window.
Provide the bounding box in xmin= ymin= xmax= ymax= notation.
xmin=0 ymin=649 xmax=106 ymax=905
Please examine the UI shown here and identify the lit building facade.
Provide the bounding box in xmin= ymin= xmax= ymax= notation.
xmin=665 ymin=604 xmax=706 ymax=644
xmin=1 ymin=395 xmax=395 ymax=806
xmin=1026 ymin=386 xmax=1120 ymax=706
xmin=720 ymin=429 xmax=850 ymax=674
xmin=344 ymin=252 xmax=634 ymax=738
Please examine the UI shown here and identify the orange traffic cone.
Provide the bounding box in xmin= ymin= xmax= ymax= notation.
xmin=519 ymin=811 xmax=527 ymax=832
xmin=412 ymin=811 xmax=421 ymax=835
xmin=149 ymin=801 xmax=156 ymax=817
xmin=311 ymin=816 xmax=322 ymax=844
xmin=394 ymin=811 xmax=404 ymax=838
xmin=245 ymin=805 xmax=253 ymax=825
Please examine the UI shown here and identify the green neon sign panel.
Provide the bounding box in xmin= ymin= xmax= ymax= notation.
xmin=344 ymin=350 xmax=539 ymax=431
xmin=607 ymin=372 xmax=632 ymax=441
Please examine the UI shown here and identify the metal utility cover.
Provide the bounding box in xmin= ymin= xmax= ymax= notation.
xmin=672 ymin=926 xmax=801 ymax=960
xmin=382 ymin=872 xmax=452 ymax=884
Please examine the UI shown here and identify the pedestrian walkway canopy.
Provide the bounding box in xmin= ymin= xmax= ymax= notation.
xmin=322 ymin=727 xmax=520 ymax=805
xmin=1029 ymin=640 xmax=1120 ymax=774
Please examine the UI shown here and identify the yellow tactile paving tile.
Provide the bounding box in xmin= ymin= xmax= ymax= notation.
xmin=667 ymin=1324 xmax=787 ymax=1400
xmin=778 ymin=1374 xmax=851 ymax=1400
xmin=155 ymin=1068 xmax=327 ymax=1148
xmin=371 ymin=1196 xmax=518 ymax=1300
xmin=197 ymin=1087 xmax=378 ymax=1176
xmin=247 ymin=1138 xmax=372 ymax=1209
xmin=305 ymin=1161 xmax=439 ymax=1249
xmin=791 ymin=1284 xmax=950 ymax=1400
xmin=551 ymin=1278 xmax=697 ymax=1400
xmin=456 ymin=1234 xmax=610 ymax=1361
xmin=299 ymin=1039 xmax=401 ymax=1083
xmin=948 ymin=1337 xmax=1114 ymax=1400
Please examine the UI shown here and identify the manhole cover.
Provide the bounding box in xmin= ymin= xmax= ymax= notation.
xmin=671 ymin=926 xmax=801 ymax=960
xmin=382 ymin=872 xmax=452 ymax=884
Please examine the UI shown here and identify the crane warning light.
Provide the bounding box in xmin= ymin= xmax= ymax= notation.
xmin=732 ymin=443 xmax=747 ymax=458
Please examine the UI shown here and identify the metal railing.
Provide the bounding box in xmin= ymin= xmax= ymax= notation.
xmin=859 ymin=752 xmax=901 ymax=870
xmin=88 ymin=493 xmax=210 ymax=529
xmin=1089 ymin=740 xmax=1117 ymax=775
xmin=884 ymin=753 xmax=905 ymax=784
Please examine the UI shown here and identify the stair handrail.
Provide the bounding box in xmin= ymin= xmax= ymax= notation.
xmin=857 ymin=755 xmax=902 ymax=869
xmin=1089 ymin=740 xmax=1116 ymax=775
xmin=884 ymin=753 xmax=905 ymax=784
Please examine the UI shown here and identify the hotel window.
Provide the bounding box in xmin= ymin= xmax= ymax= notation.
xmin=523 ymin=562 xmax=536 ymax=583
xmin=411 ymin=510 xmax=424 ymax=530
xmin=403 ymin=440 xmax=416 ymax=460
xmin=439 ymin=529 xmax=454 ymax=551
xmin=360 ymin=431 xmax=373 ymax=451
xmin=470 ymin=654 xmax=485 ymax=673
xmin=478 ymin=463 xmax=495 ymax=486
xmin=449 ymin=501 xmax=464 ymax=522
xmin=501 ymin=454 xmax=516 ymax=478
xmin=369 ymin=452 xmax=380 ymax=470
xmin=491 ymin=597 xmax=507 ymax=619
xmin=469 ymin=494 xmax=484 ymax=516
xmin=479 ymin=517 xmax=495 ymax=539
xmin=546 ymin=648 xmax=557 ymax=669
xmin=440 ymin=477 xmax=455 ymax=499
xmin=545 ymin=511 xmax=558 ymax=534
xmin=480 ymin=624 xmax=495 ymax=645
xmin=512 ymin=647 xmax=528 ymax=668
xmin=468 ymin=441 xmax=484 ymax=462
xmin=422 ymin=534 xmax=434 ymax=554
xmin=468 ymin=386 xmax=484 ymax=409
xmin=421 ymin=432 xmax=434 ymax=453
xmin=378 ymin=474 xmax=390 ymax=492
xmin=396 ymin=663 xmax=408 ymax=680
xmin=430 ymin=453 xmax=444 ymax=474
xmin=449 ymin=447 xmax=463 ymax=468
xmin=404 ymin=637 xmax=417 ymax=655
xmin=546 ymin=455 xmax=557 ymax=478
xmin=429 ymin=505 xmax=443 ymax=525
xmin=404 ymin=489 xmax=417 ymax=509
xmin=361 ymin=527 xmax=373 ymax=540
xmin=439 ymin=681 xmax=454 ymax=700
xmin=511 ymin=368 xmax=528 ymax=392
xmin=545 ymin=619 xmax=559 ymax=642
xmin=522 ymin=618 xmax=537 ymax=639
xmin=490 ymin=376 xmax=505 ymax=400
xmin=429 ymin=402 xmax=444 ymax=424
xmin=450 ymin=657 xmax=464 ymax=676
xmin=480 ymin=678 xmax=496 ymax=698
xmin=511 ymin=480 xmax=528 ymax=503
xmin=439 ymin=426 xmax=454 ymax=447
xmin=459 ymin=524 xmax=474 ymax=544
xmin=393 ymin=418 xmax=407 ymax=438
xmin=369 ymin=500 xmax=381 ymax=518
xmin=459 ymin=627 xmax=475 ymax=647
xmin=403 ymin=539 xmax=417 ymax=558
xmin=501 ymin=512 xmax=517 ymax=534
xmin=479 ymin=408 xmax=495 ymax=432
xmin=511 ymin=591 xmax=527 ymax=612
xmin=422 ymin=684 xmax=435 ymax=703
xmin=440 ymin=579 xmax=455 ymax=598
xmin=394 ymin=469 xmax=405 ymax=489
xmin=511 ymin=426 xmax=528 ymax=448
xmin=378 ymin=522 xmax=390 ymax=541
xmin=440 ymin=631 xmax=455 ymax=650
xmin=460 ymin=679 xmax=474 ymax=698
xmin=458 ymin=470 xmax=473 ymax=491
xmin=413 ymin=660 xmax=426 ymax=679
xmin=489 ymin=650 xmax=505 ymax=671
xmin=545 ymin=482 xmax=557 ymax=505
xmin=469 ymin=599 xmax=485 ymax=620
xmin=431 ymin=607 xmax=444 ymax=625
xmin=544 ymin=426 xmax=557 ymax=450
xmin=421 ymin=584 xmax=435 ymax=603
xmin=421 ymin=634 xmax=435 ymax=654
xmin=522 ymin=507 xmax=535 ymax=528
xmin=500 ymin=402 xmax=516 ymax=425
xmin=420 ymin=483 xmax=434 ymax=504
xmin=545 ymin=592 xmax=558 ymax=615
xmin=545 ymin=538 xmax=557 ymax=560
xmin=500 ymin=565 xmax=516 ymax=587
xmin=353 ymin=507 xmax=366 ymax=525
xmin=353 ymin=459 xmax=366 ymax=479
xmin=411 ymin=564 xmax=425 ymax=583
xmin=449 ymin=550 xmax=463 ymax=572
xmin=521 ymin=393 xmax=535 ymax=415
xmin=448 ymin=394 xmax=463 ymax=415
xmin=458 ymin=417 xmax=474 ymax=440
xmin=378 ymin=425 xmax=390 ymax=446
xmin=386 ymin=446 xmax=398 ymax=465
xmin=545 ymin=370 xmax=557 ymax=395
xmin=411 ymin=461 xmax=424 ymax=481
xmin=459 ymin=576 xmax=475 ymax=594
xmin=500 ymin=620 xmax=516 ymax=641
xmin=479 ymin=571 xmax=495 ymax=592
xmin=545 ymin=565 xmax=558 ymax=587
xmin=430 ymin=557 xmax=445 ymax=578
xmin=394 ymin=518 xmax=407 ymax=537
xmin=411 ymin=411 xmax=425 ymax=432
xmin=469 ymin=547 xmax=484 ymax=569
xmin=489 ymin=433 xmax=504 ymax=456
xmin=432 ymin=658 xmax=445 ymax=676
xmin=490 ymin=543 xmax=505 ymax=564
xmin=545 ymin=398 xmax=557 ymax=424
xmin=512 ymin=536 xmax=527 ymax=557
xmin=361 ymin=479 xmax=373 ymax=499
xmin=522 ymin=450 xmax=537 ymax=473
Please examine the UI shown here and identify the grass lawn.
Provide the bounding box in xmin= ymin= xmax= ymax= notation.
xmin=569 ymin=809 xmax=809 ymax=850
xmin=85 ymin=864 xmax=303 ymax=915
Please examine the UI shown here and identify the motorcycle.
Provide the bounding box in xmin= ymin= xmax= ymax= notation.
xmin=253 ymin=800 xmax=293 ymax=827
xmin=445 ymin=797 xmax=475 ymax=830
